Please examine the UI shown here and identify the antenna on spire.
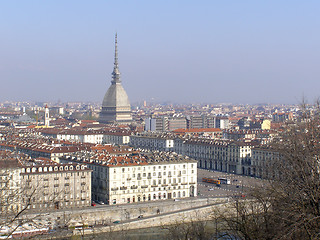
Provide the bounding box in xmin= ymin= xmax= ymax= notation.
xmin=112 ymin=32 xmax=121 ymax=83
xmin=114 ymin=33 xmax=118 ymax=69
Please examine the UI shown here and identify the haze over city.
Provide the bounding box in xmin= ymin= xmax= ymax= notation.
xmin=1 ymin=1 xmax=319 ymax=104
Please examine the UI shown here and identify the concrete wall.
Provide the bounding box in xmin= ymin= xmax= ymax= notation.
xmin=25 ymin=197 xmax=229 ymax=229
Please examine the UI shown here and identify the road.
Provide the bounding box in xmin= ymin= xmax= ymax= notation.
xmin=197 ymin=168 xmax=267 ymax=198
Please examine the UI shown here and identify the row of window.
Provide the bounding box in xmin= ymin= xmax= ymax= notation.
xmin=117 ymin=164 xmax=194 ymax=173
xmin=114 ymin=190 xmax=188 ymax=204
xmin=23 ymin=165 xmax=85 ymax=173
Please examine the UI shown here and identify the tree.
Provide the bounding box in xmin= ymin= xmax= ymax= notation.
xmin=219 ymin=102 xmax=320 ymax=239
xmin=0 ymin=151 xmax=64 ymax=239
xmin=0 ymin=157 xmax=39 ymax=238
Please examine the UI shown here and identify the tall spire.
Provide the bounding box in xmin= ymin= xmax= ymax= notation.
xmin=112 ymin=33 xmax=121 ymax=83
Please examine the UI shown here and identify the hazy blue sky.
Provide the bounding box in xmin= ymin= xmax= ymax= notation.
xmin=1 ymin=1 xmax=319 ymax=104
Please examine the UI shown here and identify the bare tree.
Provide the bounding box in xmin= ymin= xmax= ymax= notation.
xmin=0 ymin=158 xmax=35 ymax=238
xmin=218 ymin=102 xmax=320 ymax=239
xmin=161 ymin=212 xmax=216 ymax=240
xmin=0 ymin=156 xmax=65 ymax=239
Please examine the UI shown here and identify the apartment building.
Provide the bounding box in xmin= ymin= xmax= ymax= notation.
xmin=61 ymin=148 xmax=197 ymax=205
xmin=0 ymin=140 xmax=91 ymax=162
xmin=250 ymin=147 xmax=279 ymax=178
xmin=20 ymin=159 xmax=92 ymax=210
xmin=0 ymin=150 xmax=92 ymax=212
xmin=130 ymin=132 xmax=175 ymax=152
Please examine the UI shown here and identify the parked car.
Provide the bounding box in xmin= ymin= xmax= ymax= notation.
xmin=113 ymin=221 xmax=120 ymax=224
xmin=91 ymin=202 xmax=96 ymax=206
xmin=137 ymin=215 xmax=143 ymax=219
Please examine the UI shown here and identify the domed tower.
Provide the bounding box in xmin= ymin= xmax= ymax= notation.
xmin=99 ymin=34 xmax=132 ymax=124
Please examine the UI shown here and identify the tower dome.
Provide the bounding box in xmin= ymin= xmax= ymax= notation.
xmin=99 ymin=34 xmax=132 ymax=124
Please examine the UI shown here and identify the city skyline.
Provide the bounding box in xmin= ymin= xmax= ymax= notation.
xmin=1 ymin=1 xmax=320 ymax=104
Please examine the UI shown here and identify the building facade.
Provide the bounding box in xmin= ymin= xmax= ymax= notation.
xmin=62 ymin=148 xmax=197 ymax=205
xmin=20 ymin=160 xmax=92 ymax=210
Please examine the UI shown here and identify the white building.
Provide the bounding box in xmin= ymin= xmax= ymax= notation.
xmin=56 ymin=130 xmax=104 ymax=144
xmin=130 ymin=132 xmax=175 ymax=152
xmin=62 ymin=148 xmax=197 ymax=205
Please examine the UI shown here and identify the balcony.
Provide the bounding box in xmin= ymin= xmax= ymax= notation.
xmin=141 ymin=185 xmax=148 ymax=188
xmin=111 ymin=187 xmax=119 ymax=191
xmin=137 ymin=177 xmax=142 ymax=180
xmin=151 ymin=185 xmax=157 ymax=187
xmin=120 ymin=186 xmax=127 ymax=190
xmin=127 ymin=178 xmax=132 ymax=181
xmin=161 ymin=184 xmax=168 ymax=187
xmin=147 ymin=176 xmax=151 ymax=179
xmin=131 ymin=186 xmax=138 ymax=189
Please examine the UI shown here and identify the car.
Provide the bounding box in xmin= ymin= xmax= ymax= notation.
xmin=98 ymin=201 xmax=105 ymax=205
xmin=208 ymin=188 xmax=214 ymax=191
xmin=113 ymin=221 xmax=120 ymax=224
xmin=137 ymin=215 xmax=143 ymax=219
xmin=236 ymin=185 xmax=240 ymax=188
xmin=91 ymin=202 xmax=96 ymax=206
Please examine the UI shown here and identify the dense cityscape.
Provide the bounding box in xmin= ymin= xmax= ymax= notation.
xmin=1 ymin=44 xmax=317 ymax=238
xmin=2 ymin=1 xmax=320 ymax=239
